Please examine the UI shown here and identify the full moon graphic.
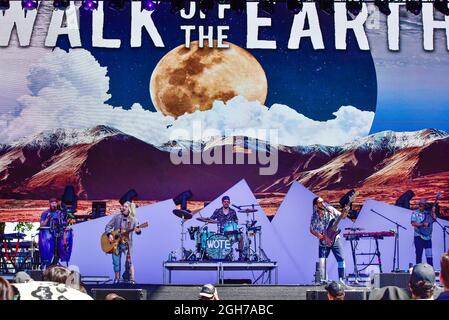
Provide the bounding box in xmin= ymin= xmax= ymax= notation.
xmin=150 ymin=41 xmax=268 ymax=118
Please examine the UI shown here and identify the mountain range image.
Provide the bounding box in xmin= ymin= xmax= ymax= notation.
xmin=0 ymin=125 xmax=448 ymax=218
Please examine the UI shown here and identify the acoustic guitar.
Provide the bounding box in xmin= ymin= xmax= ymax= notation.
xmin=100 ymin=222 xmax=149 ymax=254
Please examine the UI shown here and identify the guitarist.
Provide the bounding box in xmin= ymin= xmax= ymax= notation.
xmin=411 ymin=198 xmax=437 ymax=266
xmin=105 ymin=201 xmax=141 ymax=284
xmin=310 ymin=197 xmax=347 ymax=284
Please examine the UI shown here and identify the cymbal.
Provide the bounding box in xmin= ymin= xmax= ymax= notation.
xmin=172 ymin=209 xmax=193 ymax=220
xmin=196 ymin=217 xmax=218 ymax=224
xmin=238 ymin=208 xmax=258 ymax=213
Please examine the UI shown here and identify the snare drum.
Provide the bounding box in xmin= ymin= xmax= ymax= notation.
xmin=38 ymin=227 xmax=54 ymax=266
xmin=57 ymin=227 xmax=73 ymax=263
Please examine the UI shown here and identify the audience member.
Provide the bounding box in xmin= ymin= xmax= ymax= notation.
xmin=105 ymin=293 xmax=126 ymax=300
xmin=325 ymin=281 xmax=345 ymax=300
xmin=13 ymin=271 xmax=33 ymax=284
xmin=199 ymin=284 xmax=219 ymax=300
xmin=0 ymin=276 xmax=14 ymax=300
xmin=436 ymin=251 xmax=449 ymax=300
xmin=409 ymin=263 xmax=436 ymax=300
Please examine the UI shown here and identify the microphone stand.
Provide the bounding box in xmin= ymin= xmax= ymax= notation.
xmin=370 ymin=209 xmax=407 ymax=272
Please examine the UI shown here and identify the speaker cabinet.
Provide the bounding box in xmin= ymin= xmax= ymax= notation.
xmin=373 ymin=273 xmax=410 ymax=289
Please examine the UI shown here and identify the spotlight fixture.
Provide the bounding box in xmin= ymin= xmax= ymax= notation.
xmin=142 ymin=0 xmax=156 ymax=11
xmin=53 ymin=0 xmax=70 ymax=10
xmin=81 ymin=0 xmax=98 ymax=11
xmin=108 ymin=0 xmax=127 ymax=11
xmin=230 ymin=0 xmax=245 ymax=14
xmin=434 ymin=0 xmax=449 ymax=16
xmin=198 ymin=0 xmax=214 ymax=14
xmin=21 ymin=0 xmax=38 ymax=11
xmin=346 ymin=0 xmax=362 ymax=16
xmin=405 ymin=0 xmax=422 ymax=15
xmin=259 ymin=0 xmax=275 ymax=15
xmin=374 ymin=0 xmax=391 ymax=16
xmin=317 ymin=0 xmax=334 ymax=15
xmin=170 ymin=0 xmax=186 ymax=13
xmin=287 ymin=0 xmax=303 ymax=14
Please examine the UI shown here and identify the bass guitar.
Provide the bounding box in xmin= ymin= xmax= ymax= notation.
xmin=322 ymin=192 xmax=358 ymax=247
xmin=100 ymin=222 xmax=149 ymax=254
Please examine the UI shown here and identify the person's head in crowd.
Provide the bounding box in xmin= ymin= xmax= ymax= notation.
xmin=221 ymin=196 xmax=230 ymax=209
xmin=13 ymin=271 xmax=33 ymax=284
xmin=43 ymin=265 xmax=71 ymax=284
xmin=369 ymin=286 xmax=410 ymax=300
xmin=440 ymin=251 xmax=449 ymax=291
xmin=105 ymin=293 xmax=126 ymax=300
xmin=0 ymin=276 xmax=14 ymax=300
xmin=325 ymin=281 xmax=345 ymax=300
xmin=409 ymin=263 xmax=436 ymax=300
xmin=199 ymin=284 xmax=219 ymax=300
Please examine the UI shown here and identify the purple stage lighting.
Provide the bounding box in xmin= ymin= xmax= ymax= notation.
xmin=21 ymin=0 xmax=38 ymax=10
xmin=142 ymin=0 xmax=156 ymax=11
xmin=81 ymin=0 xmax=98 ymax=11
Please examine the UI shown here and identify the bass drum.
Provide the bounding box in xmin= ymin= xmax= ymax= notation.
xmin=38 ymin=227 xmax=54 ymax=266
xmin=205 ymin=234 xmax=233 ymax=260
xmin=58 ymin=227 xmax=73 ymax=263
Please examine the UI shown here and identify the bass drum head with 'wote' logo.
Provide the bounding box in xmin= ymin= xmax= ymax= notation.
xmin=205 ymin=234 xmax=233 ymax=260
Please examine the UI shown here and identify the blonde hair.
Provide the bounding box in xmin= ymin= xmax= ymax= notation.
xmin=124 ymin=201 xmax=137 ymax=218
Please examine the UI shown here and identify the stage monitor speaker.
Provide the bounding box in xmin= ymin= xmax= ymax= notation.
xmin=28 ymin=270 xmax=43 ymax=281
xmin=373 ymin=272 xmax=410 ymax=289
xmin=91 ymin=288 xmax=147 ymax=300
xmin=306 ymin=289 xmax=368 ymax=300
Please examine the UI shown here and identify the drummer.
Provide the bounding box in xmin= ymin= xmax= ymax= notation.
xmin=39 ymin=197 xmax=66 ymax=266
xmin=210 ymin=196 xmax=244 ymax=260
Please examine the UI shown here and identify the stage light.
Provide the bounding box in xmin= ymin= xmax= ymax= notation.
xmin=346 ymin=0 xmax=362 ymax=16
xmin=170 ymin=0 xmax=186 ymax=13
xmin=435 ymin=0 xmax=449 ymax=16
xmin=81 ymin=0 xmax=98 ymax=11
xmin=230 ymin=0 xmax=245 ymax=14
xmin=142 ymin=0 xmax=156 ymax=11
xmin=108 ymin=0 xmax=127 ymax=11
xmin=259 ymin=0 xmax=275 ymax=15
xmin=374 ymin=0 xmax=391 ymax=16
xmin=21 ymin=0 xmax=38 ymax=10
xmin=406 ymin=0 xmax=422 ymax=15
xmin=199 ymin=0 xmax=214 ymax=14
xmin=61 ymin=185 xmax=78 ymax=216
xmin=317 ymin=0 xmax=334 ymax=15
xmin=395 ymin=190 xmax=415 ymax=209
xmin=53 ymin=0 xmax=70 ymax=10
xmin=287 ymin=0 xmax=303 ymax=14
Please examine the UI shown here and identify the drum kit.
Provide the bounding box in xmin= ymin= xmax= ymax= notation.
xmin=171 ymin=204 xmax=269 ymax=262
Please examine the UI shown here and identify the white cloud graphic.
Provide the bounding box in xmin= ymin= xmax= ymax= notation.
xmin=0 ymin=48 xmax=374 ymax=147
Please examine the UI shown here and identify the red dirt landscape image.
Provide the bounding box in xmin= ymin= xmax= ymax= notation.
xmin=1 ymin=126 xmax=449 ymax=222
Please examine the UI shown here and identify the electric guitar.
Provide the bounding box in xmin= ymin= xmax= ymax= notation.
xmin=322 ymin=192 xmax=358 ymax=247
xmin=100 ymin=222 xmax=149 ymax=254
